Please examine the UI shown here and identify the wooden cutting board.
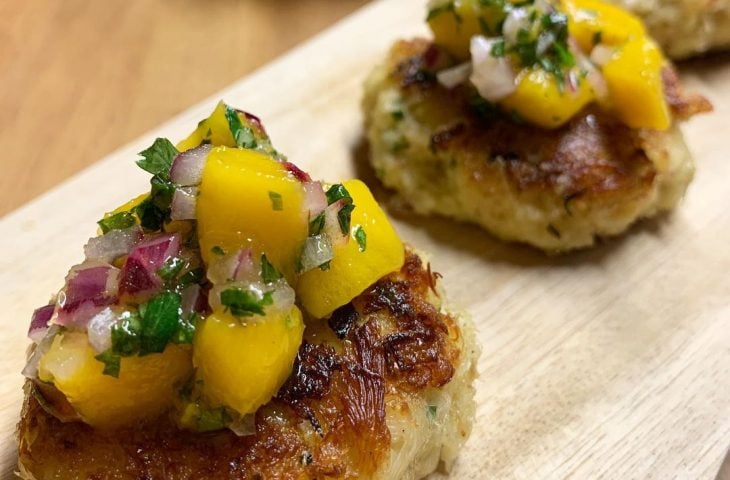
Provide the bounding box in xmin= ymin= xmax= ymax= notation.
xmin=1 ymin=0 xmax=728 ymax=478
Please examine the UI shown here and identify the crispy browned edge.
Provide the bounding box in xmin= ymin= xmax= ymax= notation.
xmin=381 ymin=38 xmax=711 ymax=204
xmin=18 ymin=250 xmax=464 ymax=480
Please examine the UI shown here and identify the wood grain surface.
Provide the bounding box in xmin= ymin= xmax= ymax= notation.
xmin=1 ymin=0 xmax=729 ymax=478
xmin=0 ymin=0 xmax=367 ymax=218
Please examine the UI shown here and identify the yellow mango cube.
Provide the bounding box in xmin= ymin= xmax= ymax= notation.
xmin=38 ymin=332 xmax=192 ymax=429
xmin=297 ymin=180 xmax=404 ymax=318
xmin=177 ymin=101 xmax=237 ymax=152
xmin=562 ymin=0 xmax=646 ymax=52
xmin=428 ymin=0 xmax=504 ymax=59
xmin=500 ymin=67 xmax=596 ymax=129
xmin=602 ymin=38 xmax=670 ymax=130
xmin=196 ymin=147 xmax=308 ymax=280
xmin=193 ymin=306 xmax=304 ymax=415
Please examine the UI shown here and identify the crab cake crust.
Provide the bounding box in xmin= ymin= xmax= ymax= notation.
xmin=17 ymin=250 xmax=478 ymax=480
xmin=607 ymin=0 xmax=730 ymax=59
xmin=363 ymin=39 xmax=711 ymax=252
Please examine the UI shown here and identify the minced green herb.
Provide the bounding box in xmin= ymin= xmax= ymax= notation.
xmin=268 ymin=191 xmax=283 ymax=211
xmin=211 ymin=245 xmax=226 ymax=256
xmin=325 ymin=184 xmax=356 ymax=235
xmin=95 ymin=351 xmax=121 ymax=377
xmin=426 ymin=1 xmax=461 ymax=22
xmin=309 ymin=211 xmax=326 ymax=236
xmin=225 ymin=105 xmax=257 ymax=149
xmin=136 ymin=138 xmax=178 ymax=179
xmin=220 ymin=287 xmax=273 ymax=318
xmin=97 ymin=211 xmax=136 ymax=234
xmin=138 ymin=291 xmax=182 ymax=354
xmin=353 ymin=225 xmax=367 ymax=252
xmin=157 ymin=256 xmax=186 ymax=283
xmin=260 ymin=254 xmax=282 ymax=283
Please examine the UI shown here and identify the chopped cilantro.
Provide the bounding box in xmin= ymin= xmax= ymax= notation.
xmin=309 ymin=211 xmax=326 ymax=236
xmin=158 ymin=256 xmax=186 ymax=283
xmin=325 ymin=184 xmax=356 ymax=235
xmin=427 ymin=405 xmax=438 ymax=421
xmin=225 ymin=105 xmax=257 ymax=149
xmin=95 ymin=351 xmax=121 ymax=378
xmin=139 ymin=291 xmax=182 ymax=354
xmin=173 ymin=313 xmax=198 ymax=344
xmin=319 ymin=261 xmax=331 ymax=271
xmin=260 ymin=254 xmax=282 ymax=283
xmin=325 ymin=183 xmax=352 ymax=205
xmin=211 ymin=245 xmax=226 ymax=256
xmin=178 ymin=267 xmax=205 ymax=287
xmin=353 ymin=225 xmax=367 ymax=252
xmin=220 ymin=287 xmax=273 ymax=318
xmin=337 ymin=204 xmax=356 ymax=235
xmin=592 ymin=30 xmax=603 ymax=46
xmin=195 ymin=406 xmax=232 ymax=432
xmin=136 ymin=138 xmax=178 ymax=178
xmin=426 ymin=1 xmax=458 ymax=22
xmin=111 ymin=310 xmax=143 ymax=356
xmin=490 ymin=39 xmax=506 ymax=57
xmin=268 ymin=191 xmax=283 ymax=211
xmin=97 ymin=211 xmax=136 ymax=234
xmin=134 ymin=197 xmax=167 ymax=231
xmin=390 ymin=109 xmax=405 ymax=121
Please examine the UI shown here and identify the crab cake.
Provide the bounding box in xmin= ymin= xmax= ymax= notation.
xmin=608 ymin=0 xmax=730 ymax=59
xmin=363 ymin=0 xmax=711 ymax=252
xmin=17 ymin=102 xmax=477 ymax=480
xmin=18 ymin=251 xmax=478 ymax=480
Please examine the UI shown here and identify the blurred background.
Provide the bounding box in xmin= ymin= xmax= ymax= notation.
xmin=0 ymin=0 xmax=370 ymax=217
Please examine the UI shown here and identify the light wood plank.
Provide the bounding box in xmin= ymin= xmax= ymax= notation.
xmin=0 ymin=0 xmax=727 ymax=478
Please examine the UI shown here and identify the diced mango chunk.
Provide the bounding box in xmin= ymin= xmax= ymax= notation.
xmin=177 ymin=102 xmax=237 ymax=152
xmin=500 ymin=67 xmax=595 ymax=129
xmin=428 ymin=0 xmax=504 ymax=59
xmin=193 ymin=306 xmax=304 ymax=415
xmin=38 ymin=332 xmax=192 ymax=429
xmin=602 ymin=38 xmax=670 ymax=130
xmin=297 ymin=180 xmax=404 ymax=318
xmin=563 ymin=0 xmax=646 ymax=51
xmin=196 ymin=147 xmax=308 ymax=280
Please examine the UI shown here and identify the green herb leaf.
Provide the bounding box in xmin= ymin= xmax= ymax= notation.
xmin=178 ymin=267 xmax=205 ymax=287
xmin=136 ymin=138 xmax=178 ymax=178
xmin=211 ymin=245 xmax=226 ymax=256
xmin=220 ymin=287 xmax=273 ymax=318
xmin=309 ymin=212 xmax=326 ymax=236
xmin=427 ymin=405 xmax=438 ymax=421
xmin=490 ymin=39 xmax=506 ymax=57
xmin=337 ymin=203 xmax=356 ymax=235
xmin=268 ymin=191 xmax=283 ymax=211
xmin=260 ymin=254 xmax=282 ymax=283
xmin=353 ymin=225 xmax=367 ymax=252
xmin=139 ymin=291 xmax=182 ymax=354
xmin=225 ymin=106 xmax=257 ymax=149
xmin=95 ymin=351 xmax=121 ymax=377
xmin=150 ymin=175 xmax=175 ymax=210
xmin=325 ymin=184 xmax=353 ymax=205
xmin=592 ymin=30 xmax=603 ymax=46
xmin=97 ymin=211 xmax=136 ymax=234
xmin=134 ymin=198 xmax=167 ymax=231
xmin=173 ymin=313 xmax=198 ymax=344
xmin=111 ymin=310 xmax=143 ymax=356
xmin=158 ymin=256 xmax=186 ymax=283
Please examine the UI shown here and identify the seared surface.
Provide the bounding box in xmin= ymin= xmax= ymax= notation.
xmin=18 ymin=251 xmax=477 ymax=480
xmin=363 ymin=39 xmax=709 ymax=251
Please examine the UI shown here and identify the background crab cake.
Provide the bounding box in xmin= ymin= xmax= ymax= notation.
xmin=363 ymin=39 xmax=711 ymax=252
xmin=608 ymin=0 xmax=730 ymax=59
xmin=18 ymin=250 xmax=478 ymax=480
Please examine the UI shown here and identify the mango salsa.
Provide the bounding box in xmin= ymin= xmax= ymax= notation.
xmin=602 ymin=38 xmax=670 ymax=130
xmin=196 ymin=147 xmax=308 ymax=280
xmin=193 ymin=306 xmax=304 ymax=415
xmin=562 ymin=0 xmax=646 ymax=51
xmin=38 ymin=332 xmax=192 ymax=429
xmin=501 ymin=67 xmax=596 ymax=129
xmin=297 ymin=180 xmax=404 ymax=318
xmin=428 ymin=0 xmax=501 ymax=60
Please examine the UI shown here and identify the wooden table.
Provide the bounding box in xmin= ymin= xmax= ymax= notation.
xmin=0 ymin=0 xmax=368 ymax=217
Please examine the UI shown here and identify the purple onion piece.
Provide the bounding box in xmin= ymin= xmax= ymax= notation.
xmin=170 ymin=144 xmax=211 ymax=186
xmin=170 ymin=187 xmax=198 ymax=221
xmin=303 ymin=181 xmax=327 ymax=217
xmin=283 ymin=162 xmax=311 ymax=182
xmin=28 ymin=304 xmax=55 ymax=343
xmin=55 ymin=263 xmax=120 ymax=327
xmin=84 ymin=225 xmax=142 ymax=263
xmin=118 ymin=233 xmax=181 ymax=298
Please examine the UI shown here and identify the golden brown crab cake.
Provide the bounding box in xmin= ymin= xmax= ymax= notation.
xmin=606 ymin=0 xmax=730 ymax=59
xmin=17 ymin=250 xmax=478 ymax=480
xmin=363 ymin=39 xmax=712 ymax=252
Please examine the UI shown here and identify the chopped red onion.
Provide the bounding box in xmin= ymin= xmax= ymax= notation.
xmin=228 ymin=413 xmax=256 ymax=437
xmin=324 ymin=199 xmax=349 ymax=247
xmin=284 ymin=162 xmax=311 ymax=182
xmin=84 ymin=226 xmax=142 ymax=263
xmin=170 ymin=144 xmax=211 ymax=186
xmin=28 ymin=304 xmax=55 ymax=343
xmin=22 ymin=325 xmax=61 ymax=379
xmin=55 ymin=263 xmax=120 ymax=327
xmin=118 ymin=233 xmax=181 ymax=298
xmin=470 ymin=35 xmax=517 ymax=102
xmin=171 ymin=187 xmax=198 ymax=221
xmin=299 ymin=234 xmax=334 ymax=273
xmin=180 ymin=284 xmax=203 ymax=317
xmin=437 ymin=62 xmax=472 ymax=89
xmin=303 ymin=181 xmax=327 ymax=217
xmin=87 ymin=307 xmax=117 ymax=354
xmin=207 ymin=249 xmax=256 ymax=285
